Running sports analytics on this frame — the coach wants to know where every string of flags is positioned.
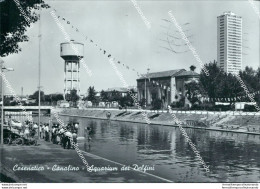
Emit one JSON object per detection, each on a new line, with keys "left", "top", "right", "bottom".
{"left": 51, "top": 9, "right": 260, "bottom": 103}
{"left": 198, "top": 90, "right": 260, "bottom": 103}
{"left": 51, "top": 8, "right": 173, "bottom": 92}
{"left": 52, "top": 9, "right": 144, "bottom": 76}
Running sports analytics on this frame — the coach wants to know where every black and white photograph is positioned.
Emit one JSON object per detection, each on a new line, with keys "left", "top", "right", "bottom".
{"left": 0, "top": 0, "right": 260, "bottom": 187}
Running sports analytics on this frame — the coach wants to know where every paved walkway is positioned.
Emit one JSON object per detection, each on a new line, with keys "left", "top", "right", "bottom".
{"left": 0, "top": 139, "right": 171, "bottom": 183}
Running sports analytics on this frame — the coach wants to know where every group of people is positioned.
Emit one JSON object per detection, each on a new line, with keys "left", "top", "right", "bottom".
{"left": 19, "top": 121, "right": 39, "bottom": 145}
{"left": 39, "top": 122, "right": 79, "bottom": 149}
{"left": 39, "top": 123, "right": 50, "bottom": 141}
{"left": 10, "top": 119, "right": 93, "bottom": 149}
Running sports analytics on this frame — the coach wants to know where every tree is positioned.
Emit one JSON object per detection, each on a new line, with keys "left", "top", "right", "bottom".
{"left": 185, "top": 80, "right": 202, "bottom": 106}
{"left": 86, "top": 86, "right": 97, "bottom": 102}
{"left": 119, "top": 94, "right": 135, "bottom": 107}
{"left": 199, "top": 61, "right": 258, "bottom": 103}
{"left": 65, "top": 89, "right": 79, "bottom": 107}
{"left": 190, "top": 65, "right": 196, "bottom": 71}
{"left": 29, "top": 90, "right": 45, "bottom": 103}
{"left": 218, "top": 73, "right": 244, "bottom": 101}
{"left": 100, "top": 90, "right": 108, "bottom": 102}
{"left": 120, "top": 89, "right": 135, "bottom": 107}
{"left": 51, "top": 93, "right": 64, "bottom": 102}
{"left": 0, "top": 0, "right": 50, "bottom": 57}
{"left": 109, "top": 90, "right": 121, "bottom": 102}
{"left": 44, "top": 94, "right": 52, "bottom": 105}
{"left": 200, "top": 61, "right": 226, "bottom": 99}
{"left": 240, "top": 66, "right": 260, "bottom": 92}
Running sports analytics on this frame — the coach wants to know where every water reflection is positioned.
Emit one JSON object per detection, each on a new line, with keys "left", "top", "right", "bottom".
{"left": 59, "top": 116, "right": 260, "bottom": 182}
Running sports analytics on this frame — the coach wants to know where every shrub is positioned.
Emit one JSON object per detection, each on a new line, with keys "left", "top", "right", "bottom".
{"left": 170, "top": 102, "right": 177, "bottom": 108}
{"left": 151, "top": 98, "right": 162, "bottom": 110}
{"left": 243, "top": 104, "right": 257, "bottom": 112}
{"left": 176, "top": 96, "right": 185, "bottom": 108}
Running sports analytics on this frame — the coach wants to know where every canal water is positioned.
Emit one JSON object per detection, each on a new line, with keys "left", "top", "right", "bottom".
{"left": 48, "top": 115, "right": 260, "bottom": 183}
{"left": 29, "top": 114, "right": 260, "bottom": 182}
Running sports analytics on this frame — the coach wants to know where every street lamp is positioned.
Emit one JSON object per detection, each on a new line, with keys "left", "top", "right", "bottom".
{"left": 0, "top": 60, "right": 14, "bottom": 145}
{"left": 144, "top": 68, "right": 150, "bottom": 108}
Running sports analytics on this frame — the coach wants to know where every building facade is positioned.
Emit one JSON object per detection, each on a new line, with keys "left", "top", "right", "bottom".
{"left": 217, "top": 11, "right": 242, "bottom": 75}
{"left": 137, "top": 69, "right": 199, "bottom": 107}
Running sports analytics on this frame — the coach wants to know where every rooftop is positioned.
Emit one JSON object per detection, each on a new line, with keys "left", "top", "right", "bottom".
{"left": 137, "top": 69, "right": 185, "bottom": 80}
{"left": 218, "top": 11, "right": 242, "bottom": 18}
{"left": 175, "top": 70, "right": 199, "bottom": 77}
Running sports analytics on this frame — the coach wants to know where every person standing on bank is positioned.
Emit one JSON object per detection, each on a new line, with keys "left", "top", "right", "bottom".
{"left": 45, "top": 124, "right": 49, "bottom": 141}
{"left": 33, "top": 123, "right": 39, "bottom": 146}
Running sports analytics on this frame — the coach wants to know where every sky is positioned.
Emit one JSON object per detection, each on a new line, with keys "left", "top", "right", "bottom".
{"left": 2, "top": 0, "right": 260, "bottom": 96}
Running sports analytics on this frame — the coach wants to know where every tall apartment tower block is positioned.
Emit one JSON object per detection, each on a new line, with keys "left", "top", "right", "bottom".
{"left": 217, "top": 11, "right": 242, "bottom": 75}
{"left": 60, "top": 40, "right": 84, "bottom": 97}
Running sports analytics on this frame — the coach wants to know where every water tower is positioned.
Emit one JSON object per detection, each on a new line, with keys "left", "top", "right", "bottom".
{"left": 60, "top": 40, "right": 84, "bottom": 97}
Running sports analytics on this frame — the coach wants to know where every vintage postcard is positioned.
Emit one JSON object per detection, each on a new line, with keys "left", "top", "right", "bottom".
{"left": 0, "top": 0, "right": 260, "bottom": 188}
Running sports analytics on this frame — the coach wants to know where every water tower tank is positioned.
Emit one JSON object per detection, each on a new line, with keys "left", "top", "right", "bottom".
{"left": 60, "top": 40, "right": 84, "bottom": 96}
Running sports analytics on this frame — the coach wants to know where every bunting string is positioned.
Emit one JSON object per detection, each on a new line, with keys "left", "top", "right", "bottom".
{"left": 52, "top": 9, "right": 260, "bottom": 103}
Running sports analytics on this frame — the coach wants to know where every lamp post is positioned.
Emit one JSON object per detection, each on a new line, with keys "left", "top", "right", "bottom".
{"left": 144, "top": 68, "right": 150, "bottom": 108}
{"left": 0, "top": 59, "right": 14, "bottom": 145}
